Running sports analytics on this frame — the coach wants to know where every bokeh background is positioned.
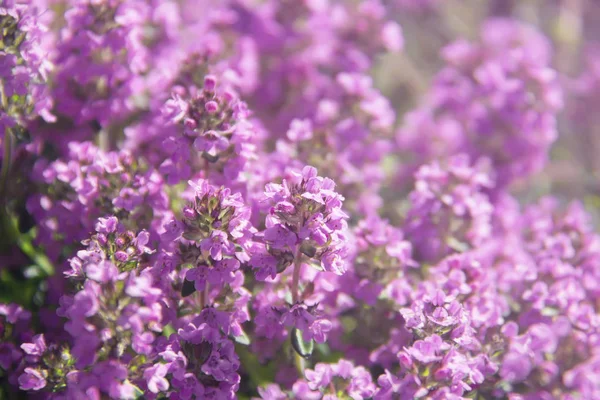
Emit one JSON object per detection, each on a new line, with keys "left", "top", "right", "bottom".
{"left": 377, "top": 0, "right": 600, "bottom": 216}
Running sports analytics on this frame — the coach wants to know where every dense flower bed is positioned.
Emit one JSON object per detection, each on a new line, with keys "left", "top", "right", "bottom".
{"left": 1, "top": 1, "right": 600, "bottom": 399}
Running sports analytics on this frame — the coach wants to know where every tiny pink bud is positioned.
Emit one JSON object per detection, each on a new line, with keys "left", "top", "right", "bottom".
{"left": 204, "top": 75, "right": 217, "bottom": 92}
{"left": 205, "top": 101, "right": 219, "bottom": 114}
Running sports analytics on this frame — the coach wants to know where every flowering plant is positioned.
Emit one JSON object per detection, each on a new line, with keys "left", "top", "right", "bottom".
{"left": 2, "top": 1, "right": 600, "bottom": 399}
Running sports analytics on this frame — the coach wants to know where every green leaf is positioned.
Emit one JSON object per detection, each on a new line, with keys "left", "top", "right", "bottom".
{"left": 0, "top": 214, "right": 54, "bottom": 278}
{"left": 284, "top": 290, "right": 293, "bottom": 305}
{"left": 202, "top": 152, "right": 220, "bottom": 163}
{"left": 162, "top": 324, "right": 175, "bottom": 338}
{"left": 291, "top": 328, "right": 314, "bottom": 359}
{"left": 128, "top": 355, "right": 147, "bottom": 374}
{"left": 299, "top": 242, "right": 316, "bottom": 258}
{"left": 129, "top": 382, "right": 145, "bottom": 399}
{"left": 233, "top": 329, "right": 251, "bottom": 346}
{"left": 19, "top": 237, "right": 54, "bottom": 277}
{"left": 0, "top": 269, "right": 40, "bottom": 308}
{"left": 306, "top": 259, "right": 324, "bottom": 272}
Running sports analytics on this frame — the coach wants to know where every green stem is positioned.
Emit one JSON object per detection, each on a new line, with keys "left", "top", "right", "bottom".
{"left": 201, "top": 284, "right": 209, "bottom": 308}
{"left": 0, "top": 81, "right": 8, "bottom": 109}
{"left": 291, "top": 249, "right": 306, "bottom": 375}
{"left": 291, "top": 250, "right": 302, "bottom": 304}
{"left": 98, "top": 127, "right": 113, "bottom": 152}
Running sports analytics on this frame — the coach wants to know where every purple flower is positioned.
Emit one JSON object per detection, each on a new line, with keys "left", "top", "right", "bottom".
{"left": 85, "top": 260, "right": 119, "bottom": 283}
{"left": 397, "top": 19, "right": 562, "bottom": 188}
{"left": 256, "top": 384, "right": 288, "bottom": 400}
{"left": 302, "top": 360, "right": 376, "bottom": 399}
{"left": 307, "top": 318, "right": 333, "bottom": 344}
{"left": 264, "top": 224, "right": 298, "bottom": 250}
{"left": 500, "top": 351, "right": 533, "bottom": 383}
{"left": 404, "top": 335, "right": 448, "bottom": 364}
{"left": 113, "top": 187, "right": 144, "bottom": 211}
{"left": 70, "top": 281, "right": 100, "bottom": 318}
{"left": 18, "top": 368, "right": 47, "bottom": 391}
{"left": 95, "top": 216, "right": 118, "bottom": 234}
{"left": 125, "top": 272, "right": 162, "bottom": 301}
{"left": 287, "top": 119, "right": 313, "bottom": 142}
{"left": 305, "top": 363, "right": 334, "bottom": 390}
{"left": 249, "top": 245, "right": 279, "bottom": 281}
{"left": 281, "top": 304, "right": 316, "bottom": 332}
{"left": 321, "top": 250, "right": 347, "bottom": 275}
{"left": 405, "top": 155, "right": 493, "bottom": 262}
{"left": 133, "top": 332, "right": 155, "bottom": 355}
{"left": 20, "top": 334, "right": 46, "bottom": 357}
{"left": 144, "top": 364, "right": 170, "bottom": 393}
{"left": 201, "top": 230, "right": 233, "bottom": 260}
{"left": 6, "top": 1, "right": 600, "bottom": 399}
{"left": 256, "top": 165, "right": 349, "bottom": 278}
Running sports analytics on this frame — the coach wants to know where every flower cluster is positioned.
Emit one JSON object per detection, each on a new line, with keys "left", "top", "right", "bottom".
{"left": 0, "top": 304, "right": 32, "bottom": 388}
{"left": 174, "top": 179, "right": 254, "bottom": 292}
{"left": 158, "top": 75, "right": 256, "bottom": 185}
{"left": 266, "top": 73, "right": 397, "bottom": 213}
{"left": 251, "top": 165, "right": 349, "bottom": 280}
{"left": 155, "top": 310, "right": 242, "bottom": 398}
{"left": 256, "top": 359, "right": 377, "bottom": 399}
{"left": 11, "top": 218, "right": 165, "bottom": 397}
{"left": 0, "top": 0, "right": 53, "bottom": 132}
{"left": 232, "top": 0, "right": 402, "bottom": 133}
{"left": 397, "top": 18, "right": 563, "bottom": 188}
{"left": 352, "top": 215, "right": 416, "bottom": 299}
{"left": 4, "top": 1, "right": 600, "bottom": 400}
{"left": 27, "top": 141, "right": 170, "bottom": 260}
{"left": 488, "top": 199, "right": 600, "bottom": 398}
{"left": 405, "top": 154, "right": 493, "bottom": 262}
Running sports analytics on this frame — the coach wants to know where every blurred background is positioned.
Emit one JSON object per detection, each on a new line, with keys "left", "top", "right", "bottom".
{"left": 377, "top": 0, "right": 600, "bottom": 215}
